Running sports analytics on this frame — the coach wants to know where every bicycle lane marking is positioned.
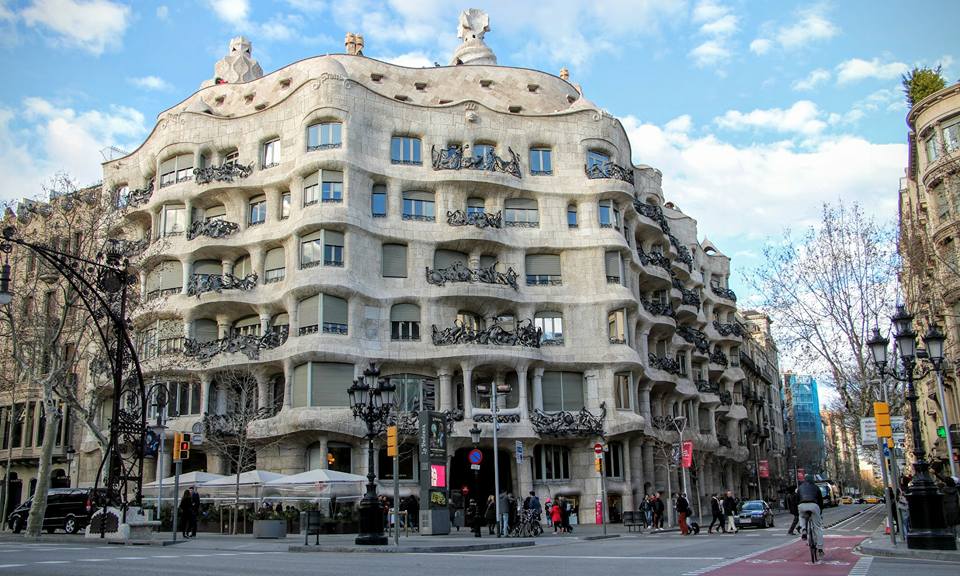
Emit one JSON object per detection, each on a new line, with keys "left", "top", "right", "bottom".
{"left": 694, "top": 536, "right": 867, "bottom": 576}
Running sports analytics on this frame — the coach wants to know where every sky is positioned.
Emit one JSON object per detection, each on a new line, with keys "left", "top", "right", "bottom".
{"left": 0, "top": 0, "right": 956, "bottom": 310}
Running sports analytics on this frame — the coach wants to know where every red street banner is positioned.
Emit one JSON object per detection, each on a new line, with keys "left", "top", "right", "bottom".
{"left": 681, "top": 441, "right": 693, "bottom": 468}
{"left": 759, "top": 460, "right": 769, "bottom": 478}
{"left": 796, "top": 468, "right": 805, "bottom": 483}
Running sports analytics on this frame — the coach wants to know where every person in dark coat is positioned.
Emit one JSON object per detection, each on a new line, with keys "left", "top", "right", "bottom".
{"left": 785, "top": 487, "right": 800, "bottom": 535}
{"left": 722, "top": 491, "right": 739, "bottom": 534}
{"left": 937, "top": 474, "right": 959, "bottom": 530}
{"left": 467, "top": 499, "right": 482, "bottom": 538}
{"left": 676, "top": 493, "right": 691, "bottom": 535}
{"left": 653, "top": 493, "right": 666, "bottom": 530}
{"left": 484, "top": 495, "right": 497, "bottom": 535}
{"left": 178, "top": 490, "right": 194, "bottom": 539}
{"left": 189, "top": 486, "right": 201, "bottom": 537}
{"left": 708, "top": 493, "right": 725, "bottom": 533}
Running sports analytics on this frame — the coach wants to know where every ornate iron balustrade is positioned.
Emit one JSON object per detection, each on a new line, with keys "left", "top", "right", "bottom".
{"left": 717, "top": 434, "right": 731, "bottom": 448}
{"left": 430, "top": 144, "right": 522, "bottom": 178}
{"left": 633, "top": 200, "right": 670, "bottom": 234}
{"left": 710, "top": 349, "right": 729, "bottom": 366}
{"left": 425, "top": 261, "right": 519, "bottom": 291}
{"left": 187, "top": 218, "right": 239, "bottom": 240}
{"left": 640, "top": 296, "right": 675, "bottom": 318}
{"left": 446, "top": 209, "right": 503, "bottom": 229}
{"left": 386, "top": 408, "right": 463, "bottom": 437}
{"left": 711, "top": 284, "right": 737, "bottom": 302}
{"left": 648, "top": 353, "right": 682, "bottom": 375}
{"left": 712, "top": 320, "right": 746, "bottom": 338}
{"left": 186, "top": 272, "right": 258, "bottom": 297}
{"left": 677, "top": 325, "right": 710, "bottom": 353}
{"left": 638, "top": 247, "right": 671, "bottom": 270}
{"left": 473, "top": 412, "right": 521, "bottom": 424}
{"left": 193, "top": 162, "right": 254, "bottom": 185}
{"left": 126, "top": 179, "right": 155, "bottom": 208}
{"left": 719, "top": 390, "right": 733, "bottom": 406}
{"left": 696, "top": 379, "right": 719, "bottom": 394}
{"left": 671, "top": 276, "right": 701, "bottom": 309}
{"left": 585, "top": 161, "right": 634, "bottom": 184}
{"left": 669, "top": 234, "right": 693, "bottom": 270}
{"left": 530, "top": 403, "right": 605, "bottom": 437}
{"left": 102, "top": 238, "right": 148, "bottom": 259}
{"left": 431, "top": 318, "right": 541, "bottom": 347}
{"left": 183, "top": 327, "right": 288, "bottom": 363}
{"left": 307, "top": 142, "right": 342, "bottom": 152}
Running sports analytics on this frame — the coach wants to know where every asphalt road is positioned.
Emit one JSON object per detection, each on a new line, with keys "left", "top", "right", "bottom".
{"left": 0, "top": 505, "right": 954, "bottom": 576}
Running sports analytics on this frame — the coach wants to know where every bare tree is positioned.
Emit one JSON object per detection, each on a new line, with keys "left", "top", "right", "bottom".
{"left": 747, "top": 201, "right": 899, "bottom": 441}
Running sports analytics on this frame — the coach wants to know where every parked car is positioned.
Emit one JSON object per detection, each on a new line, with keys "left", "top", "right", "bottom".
{"left": 734, "top": 500, "right": 775, "bottom": 529}
{"left": 863, "top": 495, "right": 880, "bottom": 504}
{"left": 840, "top": 496, "right": 854, "bottom": 505}
{"left": 6, "top": 488, "right": 104, "bottom": 534}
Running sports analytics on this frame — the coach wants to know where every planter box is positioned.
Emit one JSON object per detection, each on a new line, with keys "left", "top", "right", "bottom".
{"left": 253, "top": 519, "right": 287, "bottom": 539}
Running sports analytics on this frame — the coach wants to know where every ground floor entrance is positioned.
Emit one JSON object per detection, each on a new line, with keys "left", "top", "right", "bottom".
{"left": 449, "top": 447, "right": 513, "bottom": 511}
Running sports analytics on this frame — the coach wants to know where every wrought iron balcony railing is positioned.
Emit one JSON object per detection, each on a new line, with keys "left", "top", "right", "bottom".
{"left": 193, "top": 162, "right": 254, "bottom": 185}
{"left": 187, "top": 219, "right": 240, "bottom": 240}
{"left": 710, "top": 349, "right": 729, "bottom": 366}
{"left": 717, "top": 434, "right": 731, "bottom": 448}
{"left": 425, "top": 261, "right": 519, "bottom": 290}
{"left": 126, "top": 179, "right": 155, "bottom": 208}
{"left": 648, "top": 353, "right": 682, "bottom": 375}
{"left": 638, "top": 247, "right": 671, "bottom": 270}
{"left": 669, "top": 234, "right": 693, "bottom": 270}
{"left": 446, "top": 209, "right": 503, "bottom": 229}
{"left": 431, "top": 318, "right": 541, "bottom": 347}
{"left": 711, "top": 284, "right": 737, "bottom": 302}
{"left": 102, "top": 238, "right": 148, "bottom": 259}
{"left": 640, "top": 296, "right": 676, "bottom": 318}
{"left": 431, "top": 145, "right": 522, "bottom": 178}
{"left": 677, "top": 325, "right": 710, "bottom": 353}
{"left": 186, "top": 272, "right": 258, "bottom": 297}
{"left": 633, "top": 200, "right": 670, "bottom": 234}
{"left": 712, "top": 320, "right": 746, "bottom": 338}
{"left": 696, "top": 379, "right": 719, "bottom": 394}
{"left": 530, "top": 403, "right": 605, "bottom": 437}
{"left": 585, "top": 161, "right": 634, "bottom": 184}
{"left": 183, "top": 327, "right": 288, "bottom": 363}
{"left": 719, "top": 390, "right": 733, "bottom": 406}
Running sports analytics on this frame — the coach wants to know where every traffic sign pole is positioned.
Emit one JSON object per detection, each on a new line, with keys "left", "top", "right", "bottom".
{"left": 933, "top": 369, "right": 958, "bottom": 478}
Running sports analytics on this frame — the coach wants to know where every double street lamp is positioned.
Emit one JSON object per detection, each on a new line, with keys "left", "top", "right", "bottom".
{"left": 866, "top": 305, "right": 957, "bottom": 551}
{"left": 347, "top": 363, "right": 395, "bottom": 545}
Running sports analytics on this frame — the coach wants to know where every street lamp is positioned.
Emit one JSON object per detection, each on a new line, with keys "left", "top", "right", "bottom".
{"left": 920, "top": 325, "right": 957, "bottom": 479}
{"left": 866, "top": 306, "right": 957, "bottom": 550}
{"left": 65, "top": 446, "right": 76, "bottom": 488}
{"left": 469, "top": 423, "right": 481, "bottom": 447}
{"left": 347, "top": 363, "right": 395, "bottom": 545}
{"left": 476, "top": 381, "right": 510, "bottom": 536}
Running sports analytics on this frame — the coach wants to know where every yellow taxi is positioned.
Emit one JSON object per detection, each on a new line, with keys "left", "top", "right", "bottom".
{"left": 840, "top": 496, "right": 854, "bottom": 505}
{"left": 864, "top": 495, "right": 880, "bottom": 504}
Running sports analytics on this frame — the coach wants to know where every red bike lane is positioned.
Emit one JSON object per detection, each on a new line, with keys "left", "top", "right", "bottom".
{"left": 701, "top": 536, "right": 867, "bottom": 576}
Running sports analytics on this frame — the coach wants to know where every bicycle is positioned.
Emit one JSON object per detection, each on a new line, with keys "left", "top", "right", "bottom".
{"left": 509, "top": 510, "right": 544, "bottom": 537}
{"left": 802, "top": 510, "right": 821, "bottom": 564}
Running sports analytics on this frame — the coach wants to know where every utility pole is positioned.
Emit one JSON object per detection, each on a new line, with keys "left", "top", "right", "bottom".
{"left": 491, "top": 383, "right": 502, "bottom": 537}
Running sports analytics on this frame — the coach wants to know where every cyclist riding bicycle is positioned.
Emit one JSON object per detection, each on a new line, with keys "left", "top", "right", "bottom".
{"left": 797, "top": 474, "right": 825, "bottom": 557}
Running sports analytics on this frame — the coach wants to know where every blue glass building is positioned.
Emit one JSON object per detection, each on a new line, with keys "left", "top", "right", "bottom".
{"left": 786, "top": 373, "right": 825, "bottom": 475}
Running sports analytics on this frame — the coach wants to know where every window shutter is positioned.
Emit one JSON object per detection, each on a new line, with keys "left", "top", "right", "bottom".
{"left": 204, "top": 205, "right": 226, "bottom": 219}
{"left": 434, "top": 249, "right": 468, "bottom": 269}
{"left": 293, "top": 363, "right": 309, "bottom": 408}
{"left": 299, "top": 295, "right": 319, "bottom": 325}
{"left": 560, "top": 372, "right": 584, "bottom": 411}
{"left": 146, "top": 267, "right": 161, "bottom": 292}
{"left": 403, "top": 190, "right": 434, "bottom": 201}
{"left": 159, "top": 157, "right": 176, "bottom": 175}
{"left": 301, "top": 230, "right": 323, "bottom": 243}
{"left": 382, "top": 244, "right": 408, "bottom": 278}
{"left": 505, "top": 198, "right": 537, "bottom": 209}
{"left": 605, "top": 251, "right": 620, "bottom": 277}
{"left": 525, "top": 254, "right": 561, "bottom": 276}
{"left": 303, "top": 172, "right": 319, "bottom": 187}
{"left": 234, "top": 255, "right": 252, "bottom": 277}
{"left": 194, "top": 319, "right": 219, "bottom": 343}
{"left": 249, "top": 194, "right": 266, "bottom": 204}
{"left": 321, "top": 170, "right": 344, "bottom": 183}
{"left": 272, "top": 313, "right": 289, "bottom": 327}
{"left": 176, "top": 154, "right": 193, "bottom": 170}
{"left": 193, "top": 260, "right": 221, "bottom": 275}
{"left": 234, "top": 316, "right": 260, "bottom": 332}
{"left": 310, "top": 362, "right": 354, "bottom": 407}
{"left": 467, "top": 197, "right": 484, "bottom": 208}
{"left": 479, "top": 255, "right": 496, "bottom": 269}
{"left": 324, "top": 230, "right": 344, "bottom": 247}
{"left": 373, "top": 184, "right": 387, "bottom": 194}
{"left": 323, "top": 294, "right": 348, "bottom": 325}
{"left": 390, "top": 303, "right": 420, "bottom": 322}
{"left": 264, "top": 247, "right": 285, "bottom": 270}
{"left": 541, "top": 371, "right": 563, "bottom": 412}
{"left": 160, "top": 261, "right": 183, "bottom": 290}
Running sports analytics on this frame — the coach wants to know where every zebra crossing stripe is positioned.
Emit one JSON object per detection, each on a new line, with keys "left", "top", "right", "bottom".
{"left": 849, "top": 556, "right": 872, "bottom": 576}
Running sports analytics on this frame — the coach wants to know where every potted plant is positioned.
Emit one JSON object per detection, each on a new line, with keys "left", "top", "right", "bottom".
{"left": 252, "top": 507, "right": 287, "bottom": 539}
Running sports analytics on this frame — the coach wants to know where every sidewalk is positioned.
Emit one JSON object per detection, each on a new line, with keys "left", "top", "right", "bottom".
{"left": 858, "top": 526, "right": 960, "bottom": 563}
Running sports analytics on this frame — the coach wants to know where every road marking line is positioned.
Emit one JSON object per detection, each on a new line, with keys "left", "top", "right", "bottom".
{"left": 78, "top": 559, "right": 109, "bottom": 562}
{"left": 0, "top": 564, "right": 26, "bottom": 569}
{"left": 423, "top": 553, "right": 725, "bottom": 560}
{"left": 152, "top": 555, "right": 180, "bottom": 558}
{"left": 115, "top": 556, "right": 147, "bottom": 560}
{"left": 214, "top": 553, "right": 238, "bottom": 556}
{"left": 36, "top": 561, "right": 70, "bottom": 564}
{"left": 184, "top": 554, "right": 208, "bottom": 557}
{"left": 849, "top": 556, "right": 872, "bottom": 575}
{"left": 681, "top": 537, "right": 802, "bottom": 576}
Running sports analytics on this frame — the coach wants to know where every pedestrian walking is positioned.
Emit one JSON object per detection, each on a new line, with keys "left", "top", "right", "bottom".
{"left": 723, "top": 490, "right": 738, "bottom": 534}
{"left": 785, "top": 487, "right": 799, "bottom": 535}
{"left": 639, "top": 496, "right": 650, "bottom": 529}
{"left": 551, "top": 497, "right": 563, "bottom": 533}
{"left": 178, "top": 489, "right": 194, "bottom": 539}
{"left": 189, "top": 486, "right": 201, "bottom": 537}
{"left": 528, "top": 491, "right": 542, "bottom": 523}
{"left": 708, "top": 493, "right": 725, "bottom": 533}
{"left": 545, "top": 498, "right": 553, "bottom": 528}
{"left": 654, "top": 493, "right": 666, "bottom": 530}
{"left": 467, "top": 498, "right": 482, "bottom": 538}
{"left": 560, "top": 497, "right": 573, "bottom": 533}
{"left": 497, "top": 490, "right": 510, "bottom": 536}
{"left": 677, "top": 492, "right": 691, "bottom": 535}
{"left": 484, "top": 495, "right": 497, "bottom": 535}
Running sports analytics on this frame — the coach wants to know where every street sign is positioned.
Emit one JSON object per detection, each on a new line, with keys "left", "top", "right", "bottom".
{"left": 875, "top": 402, "right": 892, "bottom": 437}
{"left": 470, "top": 464, "right": 480, "bottom": 471}
{"left": 468, "top": 449, "right": 483, "bottom": 465}
{"left": 890, "top": 416, "right": 906, "bottom": 443}
{"left": 515, "top": 440, "right": 524, "bottom": 464}
{"left": 681, "top": 441, "right": 693, "bottom": 468}
{"left": 883, "top": 445, "right": 891, "bottom": 458}
{"left": 671, "top": 443, "right": 682, "bottom": 466}
{"left": 861, "top": 417, "right": 878, "bottom": 445}
{"left": 191, "top": 433, "right": 202, "bottom": 445}
{"left": 759, "top": 460, "right": 769, "bottom": 478}
{"left": 191, "top": 422, "right": 203, "bottom": 434}
{"left": 594, "top": 443, "right": 604, "bottom": 455}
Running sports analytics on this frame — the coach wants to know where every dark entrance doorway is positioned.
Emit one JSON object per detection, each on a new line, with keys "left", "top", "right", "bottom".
{"left": 450, "top": 447, "right": 513, "bottom": 510}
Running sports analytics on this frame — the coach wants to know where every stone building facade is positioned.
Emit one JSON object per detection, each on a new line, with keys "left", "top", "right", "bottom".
{"left": 94, "top": 11, "right": 777, "bottom": 520}
{"left": 899, "top": 81, "right": 960, "bottom": 472}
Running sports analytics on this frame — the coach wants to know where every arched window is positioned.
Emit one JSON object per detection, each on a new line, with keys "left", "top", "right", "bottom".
{"left": 306, "top": 441, "right": 352, "bottom": 473}
{"left": 233, "top": 315, "right": 261, "bottom": 337}
{"left": 434, "top": 249, "right": 468, "bottom": 270}
{"left": 193, "top": 319, "right": 219, "bottom": 343}
{"left": 567, "top": 204, "right": 578, "bottom": 228}
{"left": 466, "top": 197, "right": 485, "bottom": 216}
{"left": 307, "top": 121, "right": 342, "bottom": 150}
{"left": 525, "top": 254, "right": 561, "bottom": 286}
{"left": 146, "top": 260, "right": 183, "bottom": 299}
{"left": 159, "top": 153, "right": 194, "bottom": 187}
{"left": 233, "top": 254, "right": 253, "bottom": 278}
{"left": 389, "top": 373, "right": 437, "bottom": 412}
{"left": 604, "top": 441, "right": 624, "bottom": 478}
{"left": 402, "top": 191, "right": 435, "bottom": 221}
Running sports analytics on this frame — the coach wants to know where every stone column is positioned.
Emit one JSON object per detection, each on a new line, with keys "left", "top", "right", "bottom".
{"left": 630, "top": 439, "right": 645, "bottom": 494}
{"left": 199, "top": 373, "right": 213, "bottom": 415}
{"left": 622, "top": 437, "right": 635, "bottom": 512}
{"left": 181, "top": 256, "right": 192, "bottom": 296}
{"left": 532, "top": 367, "right": 544, "bottom": 411}
{"left": 259, "top": 313, "right": 271, "bottom": 335}
{"left": 462, "top": 367, "right": 473, "bottom": 419}
{"left": 642, "top": 440, "right": 655, "bottom": 494}
{"left": 517, "top": 366, "right": 529, "bottom": 419}
{"left": 638, "top": 382, "right": 652, "bottom": 421}
{"left": 249, "top": 244, "right": 264, "bottom": 283}
{"left": 318, "top": 437, "right": 329, "bottom": 470}
{"left": 289, "top": 232, "right": 301, "bottom": 274}
{"left": 438, "top": 370, "right": 452, "bottom": 412}
{"left": 255, "top": 370, "right": 269, "bottom": 412}
{"left": 282, "top": 357, "right": 295, "bottom": 409}
{"left": 139, "top": 269, "right": 147, "bottom": 301}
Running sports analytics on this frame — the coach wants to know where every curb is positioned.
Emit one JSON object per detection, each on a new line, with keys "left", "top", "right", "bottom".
{"left": 289, "top": 540, "right": 536, "bottom": 553}
{"left": 858, "top": 541, "right": 960, "bottom": 563}
{"left": 581, "top": 534, "right": 620, "bottom": 541}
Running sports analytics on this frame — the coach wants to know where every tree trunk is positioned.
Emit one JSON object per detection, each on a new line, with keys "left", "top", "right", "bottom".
{"left": 1, "top": 409, "right": 16, "bottom": 532}
{"left": 232, "top": 445, "right": 243, "bottom": 535}
{"left": 25, "top": 407, "right": 60, "bottom": 537}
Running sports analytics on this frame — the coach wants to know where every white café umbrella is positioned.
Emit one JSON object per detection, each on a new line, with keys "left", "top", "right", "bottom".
{"left": 142, "top": 471, "right": 226, "bottom": 500}
{"left": 200, "top": 470, "right": 287, "bottom": 501}
{"left": 263, "top": 468, "right": 366, "bottom": 501}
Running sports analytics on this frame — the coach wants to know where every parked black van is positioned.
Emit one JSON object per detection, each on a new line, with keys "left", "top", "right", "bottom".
{"left": 6, "top": 488, "right": 104, "bottom": 534}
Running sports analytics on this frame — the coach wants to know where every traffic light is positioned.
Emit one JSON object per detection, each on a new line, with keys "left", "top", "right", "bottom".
{"left": 595, "top": 456, "right": 602, "bottom": 473}
{"left": 386, "top": 425, "right": 398, "bottom": 457}
{"left": 173, "top": 432, "right": 191, "bottom": 461}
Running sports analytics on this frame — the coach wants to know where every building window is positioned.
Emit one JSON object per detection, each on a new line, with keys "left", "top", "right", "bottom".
{"left": 529, "top": 148, "right": 552, "bottom": 175}
{"left": 382, "top": 243, "right": 408, "bottom": 278}
{"left": 324, "top": 230, "right": 344, "bottom": 266}
{"left": 300, "top": 231, "right": 323, "bottom": 269}
{"left": 587, "top": 150, "right": 610, "bottom": 170}
{"left": 159, "top": 154, "right": 194, "bottom": 187}
{"left": 390, "top": 373, "right": 437, "bottom": 412}
{"left": 307, "top": 122, "right": 342, "bottom": 150}
{"left": 945, "top": 120, "right": 960, "bottom": 152}
{"left": 598, "top": 199, "right": 620, "bottom": 229}
{"left": 161, "top": 204, "right": 186, "bottom": 236}
{"left": 390, "top": 303, "right": 421, "bottom": 341}
{"left": 223, "top": 149, "right": 239, "bottom": 166}
{"left": 614, "top": 373, "right": 631, "bottom": 410}
{"left": 378, "top": 445, "right": 416, "bottom": 480}
{"left": 608, "top": 309, "right": 626, "bottom": 344}
{"left": 371, "top": 185, "right": 387, "bottom": 217}
{"left": 303, "top": 173, "right": 319, "bottom": 206}
{"left": 292, "top": 362, "right": 355, "bottom": 408}
{"left": 322, "top": 294, "right": 348, "bottom": 334}
{"left": 145, "top": 260, "right": 184, "bottom": 299}
{"left": 466, "top": 197, "right": 485, "bottom": 217}
{"left": 472, "top": 142, "right": 495, "bottom": 166}
{"left": 262, "top": 138, "right": 280, "bottom": 168}
{"left": 525, "top": 253, "right": 562, "bottom": 286}
{"left": 533, "top": 445, "right": 570, "bottom": 480}
{"left": 504, "top": 198, "right": 539, "bottom": 227}
{"left": 322, "top": 170, "right": 343, "bottom": 202}
{"left": 604, "top": 441, "right": 623, "bottom": 478}
{"left": 567, "top": 204, "right": 578, "bottom": 228}
{"left": 676, "top": 351, "right": 688, "bottom": 376}
{"left": 391, "top": 136, "right": 422, "bottom": 165}
{"left": 541, "top": 371, "right": 584, "bottom": 411}
{"left": 605, "top": 250, "right": 622, "bottom": 284}
{"left": 281, "top": 192, "right": 291, "bottom": 219}
{"left": 925, "top": 135, "right": 939, "bottom": 162}
{"left": 233, "top": 315, "right": 261, "bottom": 338}
{"left": 534, "top": 311, "right": 563, "bottom": 345}
{"left": 402, "top": 191, "right": 435, "bottom": 221}
{"left": 264, "top": 247, "right": 285, "bottom": 283}
{"left": 248, "top": 195, "right": 266, "bottom": 225}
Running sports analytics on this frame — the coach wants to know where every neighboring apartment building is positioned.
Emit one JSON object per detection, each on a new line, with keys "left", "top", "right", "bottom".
{"left": 784, "top": 373, "right": 826, "bottom": 476}
{"left": 83, "top": 10, "right": 781, "bottom": 517}
{"left": 899, "top": 81, "right": 960, "bottom": 474}
{"left": 821, "top": 409, "right": 862, "bottom": 494}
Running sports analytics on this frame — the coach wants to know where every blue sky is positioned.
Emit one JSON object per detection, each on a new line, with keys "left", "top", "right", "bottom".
{"left": 0, "top": 0, "right": 956, "bottom": 305}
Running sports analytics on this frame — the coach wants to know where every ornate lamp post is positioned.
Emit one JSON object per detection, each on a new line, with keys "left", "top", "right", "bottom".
{"left": 347, "top": 363, "right": 395, "bottom": 545}
{"left": 866, "top": 305, "right": 957, "bottom": 550}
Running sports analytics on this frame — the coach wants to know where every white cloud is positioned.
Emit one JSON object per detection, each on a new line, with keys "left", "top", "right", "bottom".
{"left": 621, "top": 115, "right": 904, "bottom": 243}
{"left": 700, "top": 13, "right": 737, "bottom": 36}
{"left": 156, "top": 5, "right": 168, "bottom": 20}
{"left": 749, "top": 38, "right": 771, "bottom": 55}
{"left": 1, "top": 98, "right": 147, "bottom": 203}
{"left": 714, "top": 100, "right": 827, "bottom": 136}
{"left": 128, "top": 76, "right": 173, "bottom": 92}
{"left": 836, "top": 57, "right": 909, "bottom": 84}
{"left": 691, "top": 0, "right": 727, "bottom": 23}
{"left": 207, "top": 0, "right": 248, "bottom": 26}
{"left": 374, "top": 51, "right": 435, "bottom": 68}
{"left": 20, "top": 0, "right": 130, "bottom": 55}
{"left": 793, "top": 68, "right": 831, "bottom": 91}
{"left": 688, "top": 0, "right": 737, "bottom": 68}
{"left": 690, "top": 41, "right": 731, "bottom": 67}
